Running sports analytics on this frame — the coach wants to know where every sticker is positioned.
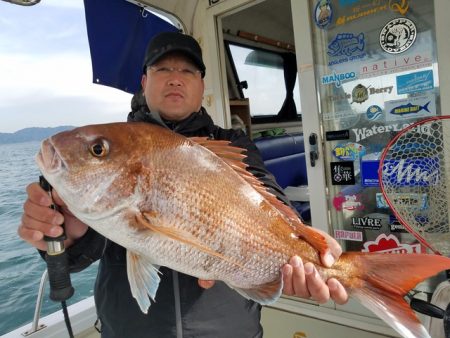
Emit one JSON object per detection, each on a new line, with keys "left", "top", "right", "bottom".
{"left": 380, "top": 18, "right": 417, "bottom": 54}
{"left": 330, "top": 161, "right": 355, "bottom": 185}
{"left": 389, "top": 193, "right": 429, "bottom": 209}
{"left": 385, "top": 94, "right": 436, "bottom": 121}
{"left": 396, "top": 70, "right": 434, "bottom": 95}
{"left": 389, "top": 0, "right": 409, "bottom": 15}
{"left": 326, "top": 130, "right": 350, "bottom": 141}
{"left": 327, "top": 92, "right": 351, "bottom": 102}
{"left": 351, "top": 122, "right": 432, "bottom": 142}
{"left": 369, "top": 86, "right": 394, "bottom": 95}
{"left": 322, "top": 110, "right": 355, "bottom": 121}
{"left": 361, "top": 234, "right": 425, "bottom": 253}
{"left": 360, "top": 152, "right": 380, "bottom": 187}
{"left": 351, "top": 84, "right": 369, "bottom": 104}
{"left": 314, "top": 0, "right": 333, "bottom": 29}
{"left": 382, "top": 157, "right": 440, "bottom": 187}
{"left": 366, "top": 105, "right": 383, "bottom": 121}
{"left": 321, "top": 71, "right": 356, "bottom": 88}
{"left": 351, "top": 217, "right": 382, "bottom": 230}
{"left": 327, "top": 33, "right": 366, "bottom": 65}
{"left": 339, "top": 0, "right": 359, "bottom": 6}
{"left": 359, "top": 52, "right": 432, "bottom": 79}
{"left": 334, "top": 230, "right": 363, "bottom": 242}
{"left": 376, "top": 193, "right": 390, "bottom": 208}
{"left": 389, "top": 215, "right": 407, "bottom": 232}
{"left": 333, "top": 193, "right": 365, "bottom": 211}
{"left": 333, "top": 142, "right": 365, "bottom": 161}
{"left": 336, "top": 3, "right": 388, "bottom": 26}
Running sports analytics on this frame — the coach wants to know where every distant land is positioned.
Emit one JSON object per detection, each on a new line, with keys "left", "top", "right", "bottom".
{"left": 0, "top": 126, "right": 76, "bottom": 144}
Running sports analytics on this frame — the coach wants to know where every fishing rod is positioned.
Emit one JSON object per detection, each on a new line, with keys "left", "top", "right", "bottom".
{"left": 39, "top": 175, "right": 74, "bottom": 338}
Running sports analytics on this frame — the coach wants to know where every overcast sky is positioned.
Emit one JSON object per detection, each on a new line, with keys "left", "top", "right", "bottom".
{"left": 0, "top": 0, "right": 133, "bottom": 133}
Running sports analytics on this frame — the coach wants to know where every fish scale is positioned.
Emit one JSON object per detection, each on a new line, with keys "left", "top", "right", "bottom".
{"left": 36, "top": 122, "right": 450, "bottom": 338}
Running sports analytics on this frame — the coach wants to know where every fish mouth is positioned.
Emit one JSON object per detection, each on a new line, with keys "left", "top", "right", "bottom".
{"left": 36, "top": 138, "right": 66, "bottom": 174}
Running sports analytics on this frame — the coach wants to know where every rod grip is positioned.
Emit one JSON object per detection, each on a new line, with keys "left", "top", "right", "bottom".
{"left": 39, "top": 175, "right": 74, "bottom": 302}
{"left": 45, "top": 251, "right": 74, "bottom": 301}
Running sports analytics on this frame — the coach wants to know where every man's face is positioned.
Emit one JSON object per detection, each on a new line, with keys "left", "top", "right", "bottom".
{"left": 141, "top": 53, "right": 204, "bottom": 121}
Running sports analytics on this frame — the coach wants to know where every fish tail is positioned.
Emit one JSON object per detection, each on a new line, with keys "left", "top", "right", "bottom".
{"left": 338, "top": 252, "right": 450, "bottom": 338}
{"left": 422, "top": 101, "right": 431, "bottom": 113}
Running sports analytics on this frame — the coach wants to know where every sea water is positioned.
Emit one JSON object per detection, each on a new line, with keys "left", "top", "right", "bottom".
{"left": 0, "top": 141, "right": 98, "bottom": 335}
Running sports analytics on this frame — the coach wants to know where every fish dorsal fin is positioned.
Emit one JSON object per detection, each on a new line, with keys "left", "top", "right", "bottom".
{"left": 189, "top": 137, "right": 329, "bottom": 256}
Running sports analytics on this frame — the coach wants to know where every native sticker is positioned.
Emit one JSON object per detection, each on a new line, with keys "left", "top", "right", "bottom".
{"left": 333, "top": 142, "right": 365, "bottom": 161}
{"left": 351, "top": 84, "right": 369, "bottom": 104}
{"left": 314, "top": 0, "right": 333, "bottom": 29}
{"left": 379, "top": 17, "right": 417, "bottom": 54}
{"left": 330, "top": 161, "right": 355, "bottom": 185}
{"left": 366, "top": 105, "right": 383, "bottom": 121}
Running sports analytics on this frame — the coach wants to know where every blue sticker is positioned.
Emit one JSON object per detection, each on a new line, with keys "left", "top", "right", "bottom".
{"left": 361, "top": 157, "right": 380, "bottom": 187}
{"left": 314, "top": 0, "right": 333, "bottom": 29}
{"left": 333, "top": 142, "right": 366, "bottom": 161}
{"left": 366, "top": 105, "right": 383, "bottom": 121}
{"left": 396, "top": 70, "right": 434, "bottom": 95}
{"left": 389, "top": 101, "right": 431, "bottom": 116}
{"left": 322, "top": 71, "right": 356, "bottom": 88}
{"left": 328, "top": 33, "right": 366, "bottom": 60}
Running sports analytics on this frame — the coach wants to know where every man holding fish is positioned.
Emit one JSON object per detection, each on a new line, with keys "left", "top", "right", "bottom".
{"left": 19, "top": 32, "right": 347, "bottom": 337}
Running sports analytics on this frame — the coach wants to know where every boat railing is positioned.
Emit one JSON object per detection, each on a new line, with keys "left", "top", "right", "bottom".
{"left": 22, "top": 269, "right": 48, "bottom": 336}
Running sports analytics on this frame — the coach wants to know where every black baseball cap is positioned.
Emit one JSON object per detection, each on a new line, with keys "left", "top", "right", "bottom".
{"left": 142, "top": 31, "right": 206, "bottom": 77}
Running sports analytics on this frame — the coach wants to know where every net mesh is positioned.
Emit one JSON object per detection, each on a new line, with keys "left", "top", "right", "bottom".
{"left": 380, "top": 117, "right": 450, "bottom": 256}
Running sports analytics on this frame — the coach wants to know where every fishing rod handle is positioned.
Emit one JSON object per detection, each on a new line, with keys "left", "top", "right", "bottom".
{"left": 39, "top": 175, "right": 74, "bottom": 302}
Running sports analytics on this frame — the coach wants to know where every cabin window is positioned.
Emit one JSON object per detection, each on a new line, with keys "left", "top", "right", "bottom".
{"left": 226, "top": 42, "right": 301, "bottom": 123}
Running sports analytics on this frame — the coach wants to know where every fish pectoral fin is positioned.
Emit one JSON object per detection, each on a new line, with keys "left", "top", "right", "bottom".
{"left": 126, "top": 251, "right": 161, "bottom": 314}
{"left": 230, "top": 276, "right": 283, "bottom": 305}
{"left": 137, "top": 212, "right": 246, "bottom": 271}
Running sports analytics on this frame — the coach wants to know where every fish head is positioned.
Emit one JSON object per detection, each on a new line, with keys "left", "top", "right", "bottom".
{"left": 35, "top": 122, "right": 162, "bottom": 220}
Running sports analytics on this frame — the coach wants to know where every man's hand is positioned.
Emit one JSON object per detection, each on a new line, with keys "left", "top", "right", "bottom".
{"left": 18, "top": 182, "right": 88, "bottom": 251}
{"left": 282, "top": 228, "right": 348, "bottom": 304}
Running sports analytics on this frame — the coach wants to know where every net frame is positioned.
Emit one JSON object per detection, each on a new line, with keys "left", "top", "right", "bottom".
{"left": 378, "top": 116, "right": 450, "bottom": 256}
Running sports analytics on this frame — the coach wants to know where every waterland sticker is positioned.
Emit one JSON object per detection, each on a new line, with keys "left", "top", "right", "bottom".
{"left": 380, "top": 17, "right": 417, "bottom": 54}
{"left": 314, "top": 0, "right": 333, "bottom": 29}
{"left": 396, "top": 70, "right": 434, "bottom": 95}
{"left": 352, "top": 122, "right": 432, "bottom": 142}
{"left": 385, "top": 94, "right": 436, "bottom": 121}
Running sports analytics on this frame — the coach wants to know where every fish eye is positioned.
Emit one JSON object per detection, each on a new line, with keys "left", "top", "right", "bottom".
{"left": 89, "top": 139, "right": 109, "bottom": 157}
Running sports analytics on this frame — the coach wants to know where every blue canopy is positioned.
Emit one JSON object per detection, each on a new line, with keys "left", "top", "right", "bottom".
{"left": 84, "top": 0, "right": 178, "bottom": 94}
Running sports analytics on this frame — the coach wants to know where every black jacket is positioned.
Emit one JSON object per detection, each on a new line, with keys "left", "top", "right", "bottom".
{"left": 66, "top": 108, "right": 290, "bottom": 338}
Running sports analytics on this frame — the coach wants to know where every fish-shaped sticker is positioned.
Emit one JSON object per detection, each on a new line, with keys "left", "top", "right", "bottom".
{"left": 389, "top": 101, "right": 430, "bottom": 116}
{"left": 328, "top": 33, "right": 365, "bottom": 57}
